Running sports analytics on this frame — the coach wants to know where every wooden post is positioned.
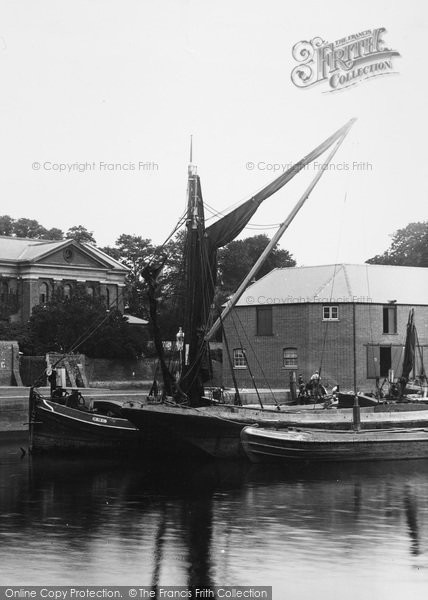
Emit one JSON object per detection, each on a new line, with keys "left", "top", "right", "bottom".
{"left": 353, "top": 395, "right": 361, "bottom": 431}
{"left": 289, "top": 371, "right": 297, "bottom": 404}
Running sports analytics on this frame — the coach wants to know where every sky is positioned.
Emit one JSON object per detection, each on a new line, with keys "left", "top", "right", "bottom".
{"left": 0, "top": 0, "right": 426, "bottom": 266}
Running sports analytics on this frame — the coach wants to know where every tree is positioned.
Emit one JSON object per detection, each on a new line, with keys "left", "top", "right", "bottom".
{"left": 0, "top": 215, "right": 14, "bottom": 236}
{"left": 366, "top": 221, "right": 428, "bottom": 267}
{"left": 0, "top": 321, "right": 31, "bottom": 353}
{"left": 101, "top": 234, "right": 155, "bottom": 318}
{"left": 26, "top": 287, "right": 145, "bottom": 358}
{"left": 12, "top": 218, "right": 48, "bottom": 239}
{"left": 66, "top": 225, "right": 96, "bottom": 245}
{"left": 0, "top": 215, "right": 64, "bottom": 240}
{"left": 42, "top": 227, "right": 64, "bottom": 240}
{"left": 217, "top": 234, "right": 296, "bottom": 299}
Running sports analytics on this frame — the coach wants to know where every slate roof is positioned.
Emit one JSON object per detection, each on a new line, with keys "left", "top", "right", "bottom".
{"left": 0, "top": 236, "right": 127, "bottom": 271}
{"left": 236, "top": 264, "right": 428, "bottom": 306}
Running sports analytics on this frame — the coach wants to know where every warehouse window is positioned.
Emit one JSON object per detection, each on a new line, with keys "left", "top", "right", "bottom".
{"left": 283, "top": 347, "right": 298, "bottom": 369}
{"left": 383, "top": 305, "right": 397, "bottom": 334}
{"left": 233, "top": 348, "right": 247, "bottom": 369}
{"left": 256, "top": 306, "right": 273, "bottom": 335}
{"left": 323, "top": 305, "right": 339, "bottom": 321}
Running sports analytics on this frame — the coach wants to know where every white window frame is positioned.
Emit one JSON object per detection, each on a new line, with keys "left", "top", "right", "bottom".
{"left": 323, "top": 305, "right": 339, "bottom": 321}
{"left": 233, "top": 348, "right": 247, "bottom": 369}
{"left": 283, "top": 347, "right": 298, "bottom": 369}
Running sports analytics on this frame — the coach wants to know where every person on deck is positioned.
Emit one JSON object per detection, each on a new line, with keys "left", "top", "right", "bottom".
{"left": 297, "top": 374, "right": 307, "bottom": 403}
{"left": 309, "top": 370, "right": 322, "bottom": 401}
{"left": 310, "top": 370, "right": 320, "bottom": 383}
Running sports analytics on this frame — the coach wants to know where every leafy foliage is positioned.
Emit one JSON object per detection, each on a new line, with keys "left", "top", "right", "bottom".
{"left": 366, "top": 222, "right": 428, "bottom": 267}
{"left": 0, "top": 321, "right": 32, "bottom": 351}
{"left": 0, "top": 215, "right": 64, "bottom": 240}
{"left": 43, "top": 227, "right": 64, "bottom": 240}
{"left": 66, "top": 225, "right": 96, "bottom": 245}
{"left": 217, "top": 234, "right": 296, "bottom": 299}
{"left": 101, "top": 235, "right": 155, "bottom": 319}
{"left": 0, "top": 215, "right": 15, "bottom": 236}
{"left": 0, "top": 216, "right": 97, "bottom": 244}
{"left": 24, "top": 287, "right": 145, "bottom": 358}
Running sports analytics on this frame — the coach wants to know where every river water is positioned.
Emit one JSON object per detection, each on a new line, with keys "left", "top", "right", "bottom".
{"left": 1, "top": 436, "right": 428, "bottom": 598}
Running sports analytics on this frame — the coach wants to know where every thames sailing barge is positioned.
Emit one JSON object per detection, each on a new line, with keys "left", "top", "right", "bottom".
{"left": 122, "top": 120, "right": 428, "bottom": 459}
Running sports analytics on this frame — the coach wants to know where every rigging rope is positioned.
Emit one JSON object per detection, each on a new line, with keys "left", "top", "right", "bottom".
{"left": 227, "top": 306, "right": 281, "bottom": 409}
{"left": 317, "top": 179, "right": 351, "bottom": 383}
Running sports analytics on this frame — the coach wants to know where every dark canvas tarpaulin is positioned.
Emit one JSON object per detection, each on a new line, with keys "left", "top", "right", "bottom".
{"left": 180, "top": 173, "right": 213, "bottom": 402}
{"left": 402, "top": 309, "right": 416, "bottom": 382}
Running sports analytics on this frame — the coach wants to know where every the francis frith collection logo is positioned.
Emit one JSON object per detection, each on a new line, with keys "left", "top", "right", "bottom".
{"left": 291, "top": 28, "right": 400, "bottom": 92}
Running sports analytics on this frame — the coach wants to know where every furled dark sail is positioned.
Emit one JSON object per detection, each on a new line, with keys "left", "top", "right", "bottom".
{"left": 179, "top": 167, "right": 214, "bottom": 404}
{"left": 401, "top": 309, "right": 416, "bottom": 385}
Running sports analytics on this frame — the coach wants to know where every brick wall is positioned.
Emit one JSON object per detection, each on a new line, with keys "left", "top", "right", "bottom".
{"left": 84, "top": 357, "right": 156, "bottom": 384}
{"left": 222, "top": 303, "right": 428, "bottom": 393}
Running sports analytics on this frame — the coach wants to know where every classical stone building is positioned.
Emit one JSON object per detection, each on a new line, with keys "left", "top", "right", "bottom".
{"left": 222, "top": 264, "right": 428, "bottom": 392}
{"left": 0, "top": 236, "right": 129, "bottom": 323}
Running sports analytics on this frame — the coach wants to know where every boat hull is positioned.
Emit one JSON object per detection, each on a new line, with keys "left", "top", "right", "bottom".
{"left": 241, "top": 426, "right": 428, "bottom": 463}
{"left": 338, "top": 392, "right": 379, "bottom": 408}
{"left": 30, "top": 397, "right": 142, "bottom": 453}
{"left": 122, "top": 402, "right": 428, "bottom": 459}
{"left": 122, "top": 404, "right": 246, "bottom": 458}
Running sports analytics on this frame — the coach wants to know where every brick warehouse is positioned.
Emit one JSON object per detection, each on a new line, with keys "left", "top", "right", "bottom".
{"left": 221, "top": 264, "right": 428, "bottom": 393}
{"left": 0, "top": 236, "right": 128, "bottom": 323}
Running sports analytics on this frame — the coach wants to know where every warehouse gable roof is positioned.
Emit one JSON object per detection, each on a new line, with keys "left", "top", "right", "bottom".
{"left": 236, "top": 264, "right": 428, "bottom": 306}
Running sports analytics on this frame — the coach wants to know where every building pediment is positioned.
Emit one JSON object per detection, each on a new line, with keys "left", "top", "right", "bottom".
{"left": 11, "top": 239, "right": 128, "bottom": 272}
{"left": 36, "top": 244, "right": 113, "bottom": 269}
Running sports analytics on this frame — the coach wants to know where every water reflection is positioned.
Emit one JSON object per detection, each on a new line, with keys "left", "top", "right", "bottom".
{"left": 404, "top": 485, "right": 421, "bottom": 557}
{"left": 1, "top": 438, "right": 428, "bottom": 597}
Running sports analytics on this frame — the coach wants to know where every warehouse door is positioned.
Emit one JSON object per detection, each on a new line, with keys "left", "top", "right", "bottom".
{"left": 379, "top": 346, "right": 392, "bottom": 378}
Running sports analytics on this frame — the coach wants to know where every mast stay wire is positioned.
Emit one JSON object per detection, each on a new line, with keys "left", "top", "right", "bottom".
{"left": 318, "top": 166, "right": 352, "bottom": 380}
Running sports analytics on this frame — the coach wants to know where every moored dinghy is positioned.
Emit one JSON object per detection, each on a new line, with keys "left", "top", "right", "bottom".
{"left": 240, "top": 425, "right": 428, "bottom": 463}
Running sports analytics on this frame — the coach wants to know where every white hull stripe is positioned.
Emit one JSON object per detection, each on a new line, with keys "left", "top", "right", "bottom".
{"left": 38, "top": 404, "right": 137, "bottom": 431}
